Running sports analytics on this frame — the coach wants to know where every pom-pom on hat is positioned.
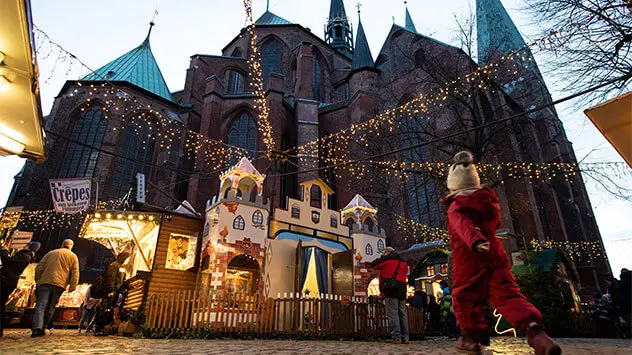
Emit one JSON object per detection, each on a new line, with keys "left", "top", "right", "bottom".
{"left": 447, "top": 151, "right": 481, "bottom": 191}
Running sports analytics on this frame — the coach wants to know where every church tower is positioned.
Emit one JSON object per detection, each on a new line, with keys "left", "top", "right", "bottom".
{"left": 325, "top": 0, "right": 354, "bottom": 57}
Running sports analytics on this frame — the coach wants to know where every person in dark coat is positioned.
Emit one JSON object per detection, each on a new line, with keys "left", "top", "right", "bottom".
{"left": 410, "top": 290, "right": 428, "bottom": 311}
{"left": 371, "top": 247, "right": 409, "bottom": 344}
{"left": 1, "top": 241, "right": 41, "bottom": 333}
{"left": 427, "top": 295, "right": 441, "bottom": 335}
{"left": 92, "top": 251, "right": 130, "bottom": 335}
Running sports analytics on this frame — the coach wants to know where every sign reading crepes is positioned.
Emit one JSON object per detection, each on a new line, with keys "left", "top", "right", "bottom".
{"left": 49, "top": 178, "right": 92, "bottom": 214}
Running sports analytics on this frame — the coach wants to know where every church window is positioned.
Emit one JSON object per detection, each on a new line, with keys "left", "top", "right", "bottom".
{"left": 226, "top": 70, "right": 246, "bottom": 94}
{"left": 112, "top": 119, "right": 155, "bottom": 197}
{"left": 291, "top": 204, "right": 300, "bottom": 219}
{"left": 261, "top": 41, "right": 281, "bottom": 88}
{"left": 233, "top": 216, "right": 245, "bottom": 230}
{"left": 364, "top": 217, "right": 375, "bottom": 233}
{"left": 365, "top": 244, "right": 373, "bottom": 256}
{"left": 343, "top": 82, "right": 350, "bottom": 99}
{"left": 312, "top": 56, "right": 323, "bottom": 101}
{"left": 330, "top": 214, "right": 338, "bottom": 228}
{"left": 228, "top": 112, "right": 257, "bottom": 161}
{"left": 377, "top": 239, "right": 385, "bottom": 252}
{"left": 252, "top": 210, "right": 264, "bottom": 225}
{"left": 310, "top": 185, "right": 322, "bottom": 209}
{"left": 334, "top": 26, "right": 342, "bottom": 39}
{"left": 59, "top": 106, "right": 107, "bottom": 178}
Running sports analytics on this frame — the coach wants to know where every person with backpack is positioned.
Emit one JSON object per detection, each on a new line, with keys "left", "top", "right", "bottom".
{"left": 371, "top": 247, "right": 409, "bottom": 344}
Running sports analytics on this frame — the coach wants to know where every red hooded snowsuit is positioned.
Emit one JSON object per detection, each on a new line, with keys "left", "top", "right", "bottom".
{"left": 445, "top": 188, "right": 542, "bottom": 331}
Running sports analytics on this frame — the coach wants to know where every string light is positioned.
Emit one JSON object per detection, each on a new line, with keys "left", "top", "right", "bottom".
{"left": 530, "top": 239, "right": 606, "bottom": 262}
{"left": 243, "top": 0, "right": 275, "bottom": 156}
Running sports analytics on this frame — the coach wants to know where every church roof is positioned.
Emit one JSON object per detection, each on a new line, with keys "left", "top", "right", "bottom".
{"left": 476, "top": 0, "right": 528, "bottom": 65}
{"left": 404, "top": 6, "right": 417, "bottom": 33}
{"left": 352, "top": 16, "right": 374, "bottom": 70}
{"left": 255, "top": 11, "right": 292, "bottom": 25}
{"left": 81, "top": 24, "right": 173, "bottom": 102}
{"left": 329, "top": 0, "right": 348, "bottom": 20}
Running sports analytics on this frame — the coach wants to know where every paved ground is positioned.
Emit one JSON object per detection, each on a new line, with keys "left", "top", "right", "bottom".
{"left": 0, "top": 329, "right": 630, "bottom": 354}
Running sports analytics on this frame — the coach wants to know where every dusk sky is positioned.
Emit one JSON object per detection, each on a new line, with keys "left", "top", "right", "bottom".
{"left": 0, "top": 0, "right": 630, "bottom": 275}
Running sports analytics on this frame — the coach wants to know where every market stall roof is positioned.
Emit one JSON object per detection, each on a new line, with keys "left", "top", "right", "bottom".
{"left": 0, "top": 0, "right": 46, "bottom": 162}
{"left": 584, "top": 91, "right": 632, "bottom": 168}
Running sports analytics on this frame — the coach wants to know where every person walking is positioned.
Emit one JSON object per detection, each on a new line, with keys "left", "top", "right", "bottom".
{"left": 444, "top": 151, "right": 560, "bottom": 355}
{"left": 371, "top": 247, "right": 409, "bottom": 344}
{"left": 31, "top": 239, "right": 79, "bottom": 338}
{"left": 1, "top": 241, "right": 41, "bottom": 336}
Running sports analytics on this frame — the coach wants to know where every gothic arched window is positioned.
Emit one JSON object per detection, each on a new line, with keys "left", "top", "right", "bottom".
{"left": 228, "top": 112, "right": 257, "bottom": 160}
{"left": 112, "top": 119, "right": 155, "bottom": 197}
{"left": 261, "top": 41, "right": 281, "bottom": 88}
{"left": 365, "top": 244, "right": 373, "bottom": 256}
{"left": 377, "top": 239, "right": 385, "bottom": 252}
{"left": 59, "top": 106, "right": 107, "bottom": 178}
{"left": 226, "top": 70, "right": 246, "bottom": 94}
{"left": 233, "top": 216, "right": 245, "bottom": 230}
{"left": 252, "top": 210, "right": 264, "bottom": 225}
{"left": 312, "top": 56, "right": 323, "bottom": 101}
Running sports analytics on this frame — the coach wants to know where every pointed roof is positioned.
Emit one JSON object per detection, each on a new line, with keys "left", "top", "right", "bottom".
{"left": 220, "top": 157, "right": 266, "bottom": 182}
{"left": 81, "top": 22, "right": 173, "bottom": 102}
{"left": 476, "top": 0, "right": 529, "bottom": 65}
{"left": 352, "top": 14, "right": 374, "bottom": 70}
{"left": 342, "top": 194, "right": 377, "bottom": 214}
{"left": 404, "top": 4, "right": 417, "bottom": 33}
{"left": 329, "top": 0, "right": 348, "bottom": 20}
{"left": 255, "top": 11, "right": 292, "bottom": 25}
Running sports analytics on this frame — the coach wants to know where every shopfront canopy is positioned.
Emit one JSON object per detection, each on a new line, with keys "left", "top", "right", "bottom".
{"left": 584, "top": 91, "right": 632, "bottom": 168}
{"left": 0, "top": 0, "right": 46, "bottom": 162}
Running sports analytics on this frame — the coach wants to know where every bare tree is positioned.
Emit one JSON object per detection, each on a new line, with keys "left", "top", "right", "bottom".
{"left": 453, "top": 6, "right": 477, "bottom": 60}
{"left": 526, "top": 0, "right": 632, "bottom": 103}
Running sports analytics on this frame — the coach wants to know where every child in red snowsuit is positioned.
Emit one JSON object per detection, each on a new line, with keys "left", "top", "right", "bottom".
{"left": 444, "top": 151, "right": 561, "bottom": 355}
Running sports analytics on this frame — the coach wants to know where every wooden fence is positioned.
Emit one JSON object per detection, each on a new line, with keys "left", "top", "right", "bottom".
{"left": 144, "top": 290, "right": 424, "bottom": 339}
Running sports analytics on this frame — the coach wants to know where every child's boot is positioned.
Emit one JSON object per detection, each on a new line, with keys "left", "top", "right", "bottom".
{"left": 526, "top": 323, "right": 562, "bottom": 355}
{"left": 456, "top": 331, "right": 482, "bottom": 355}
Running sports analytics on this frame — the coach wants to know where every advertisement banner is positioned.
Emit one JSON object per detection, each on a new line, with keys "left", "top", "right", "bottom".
{"left": 49, "top": 178, "right": 92, "bottom": 214}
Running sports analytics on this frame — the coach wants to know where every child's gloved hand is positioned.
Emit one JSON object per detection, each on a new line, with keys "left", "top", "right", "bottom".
{"left": 475, "top": 241, "right": 491, "bottom": 252}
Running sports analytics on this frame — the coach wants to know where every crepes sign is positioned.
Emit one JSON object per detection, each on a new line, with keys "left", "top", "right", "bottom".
{"left": 49, "top": 178, "right": 92, "bottom": 214}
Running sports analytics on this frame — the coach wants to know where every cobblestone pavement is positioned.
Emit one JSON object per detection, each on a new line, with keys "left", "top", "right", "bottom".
{"left": 1, "top": 330, "right": 631, "bottom": 354}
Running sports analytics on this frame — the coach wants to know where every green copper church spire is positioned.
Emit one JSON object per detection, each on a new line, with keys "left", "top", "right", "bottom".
{"left": 352, "top": 7, "right": 374, "bottom": 70}
{"left": 404, "top": 1, "right": 417, "bottom": 33}
{"left": 476, "top": 0, "right": 529, "bottom": 65}
{"left": 81, "top": 21, "right": 173, "bottom": 102}
{"left": 325, "top": 0, "right": 353, "bottom": 57}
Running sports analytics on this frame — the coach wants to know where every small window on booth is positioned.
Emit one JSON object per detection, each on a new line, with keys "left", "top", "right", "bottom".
{"left": 377, "top": 239, "right": 385, "bottom": 252}
{"left": 365, "top": 244, "right": 373, "bottom": 255}
{"left": 165, "top": 233, "right": 198, "bottom": 271}
{"left": 344, "top": 218, "right": 354, "bottom": 233}
{"left": 330, "top": 214, "right": 338, "bottom": 228}
{"left": 310, "top": 185, "right": 322, "bottom": 208}
{"left": 364, "top": 217, "right": 375, "bottom": 232}
{"left": 252, "top": 210, "right": 264, "bottom": 225}
{"left": 233, "top": 216, "right": 245, "bottom": 230}
{"left": 291, "top": 204, "right": 300, "bottom": 219}
{"left": 441, "top": 263, "right": 448, "bottom": 275}
{"left": 426, "top": 265, "right": 435, "bottom": 277}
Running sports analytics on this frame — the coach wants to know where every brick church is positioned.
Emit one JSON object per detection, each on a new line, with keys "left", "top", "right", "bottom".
{"left": 8, "top": 0, "right": 611, "bottom": 294}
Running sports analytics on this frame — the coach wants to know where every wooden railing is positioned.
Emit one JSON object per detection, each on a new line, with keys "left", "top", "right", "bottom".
{"left": 144, "top": 291, "right": 424, "bottom": 339}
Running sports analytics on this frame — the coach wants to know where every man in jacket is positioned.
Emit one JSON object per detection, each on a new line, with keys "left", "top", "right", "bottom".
{"left": 1, "top": 241, "right": 41, "bottom": 336}
{"left": 31, "top": 239, "right": 79, "bottom": 337}
{"left": 371, "top": 247, "right": 409, "bottom": 344}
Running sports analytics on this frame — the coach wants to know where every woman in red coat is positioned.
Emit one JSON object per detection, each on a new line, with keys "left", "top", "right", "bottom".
{"left": 445, "top": 151, "right": 561, "bottom": 355}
